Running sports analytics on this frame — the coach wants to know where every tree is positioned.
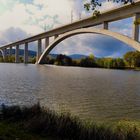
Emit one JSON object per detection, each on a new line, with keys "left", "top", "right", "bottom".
{"left": 30, "top": 57, "right": 36, "bottom": 64}
{"left": 115, "top": 58, "right": 125, "bottom": 68}
{"left": 84, "top": 0, "right": 134, "bottom": 13}
{"left": 123, "top": 51, "right": 140, "bottom": 67}
{"left": 96, "top": 58, "right": 125, "bottom": 69}
{"left": 124, "top": 51, "right": 134, "bottom": 67}
{"left": 55, "top": 54, "right": 72, "bottom": 66}
{"left": 89, "top": 54, "right": 95, "bottom": 60}
{"left": 0, "top": 56, "right": 4, "bottom": 62}
{"left": 80, "top": 54, "right": 96, "bottom": 67}
{"left": 133, "top": 51, "right": 140, "bottom": 67}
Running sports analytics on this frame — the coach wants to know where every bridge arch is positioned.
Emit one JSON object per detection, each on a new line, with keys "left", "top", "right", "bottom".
{"left": 0, "top": 49, "right": 4, "bottom": 60}
{"left": 38, "top": 28, "right": 140, "bottom": 64}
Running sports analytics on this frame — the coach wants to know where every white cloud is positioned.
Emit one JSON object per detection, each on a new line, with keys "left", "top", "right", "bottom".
{"left": 0, "top": 0, "right": 83, "bottom": 51}
{"left": 0, "top": 0, "right": 78, "bottom": 35}
{"left": 0, "top": 0, "right": 135, "bottom": 57}
{"left": 99, "top": 1, "right": 121, "bottom": 12}
{"left": 51, "top": 34, "right": 101, "bottom": 55}
{"left": 0, "top": 27, "right": 29, "bottom": 45}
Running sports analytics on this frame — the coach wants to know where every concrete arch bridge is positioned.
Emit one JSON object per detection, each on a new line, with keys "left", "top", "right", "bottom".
{"left": 38, "top": 28, "right": 140, "bottom": 64}
{"left": 0, "top": 50, "right": 4, "bottom": 59}
{"left": 0, "top": 1, "right": 140, "bottom": 64}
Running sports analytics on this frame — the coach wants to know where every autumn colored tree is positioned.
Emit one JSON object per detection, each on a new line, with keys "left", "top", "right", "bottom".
{"left": 124, "top": 51, "right": 140, "bottom": 67}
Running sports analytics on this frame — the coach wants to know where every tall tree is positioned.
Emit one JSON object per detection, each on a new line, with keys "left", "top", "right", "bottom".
{"left": 80, "top": 54, "right": 96, "bottom": 67}
{"left": 123, "top": 51, "right": 140, "bottom": 67}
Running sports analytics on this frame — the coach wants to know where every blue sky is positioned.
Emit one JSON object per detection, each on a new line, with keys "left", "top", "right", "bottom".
{"left": 0, "top": 0, "right": 138, "bottom": 58}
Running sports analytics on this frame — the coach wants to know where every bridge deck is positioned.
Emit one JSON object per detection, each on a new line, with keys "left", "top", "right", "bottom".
{"left": 0, "top": 0, "right": 140, "bottom": 49}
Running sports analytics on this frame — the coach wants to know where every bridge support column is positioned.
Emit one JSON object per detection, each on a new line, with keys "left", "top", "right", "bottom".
{"left": 103, "top": 21, "right": 109, "bottom": 30}
{"left": 37, "top": 39, "right": 42, "bottom": 61}
{"left": 9, "top": 46, "right": 12, "bottom": 56}
{"left": 15, "top": 45, "right": 19, "bottom": 63}
{"left": 3, "top": 48, "right": 7, "bottom": 62}
{"left": 24, "top": 43, "right": 28, "bottom": 64}
{"left": 45, "top": 37, "right": 49, "bottom": 49}
{"left": 133, "top": 13, "right": 140, "bottom": 41}
{"left": 54, "top": 35, "right": 59, "bottom": 40}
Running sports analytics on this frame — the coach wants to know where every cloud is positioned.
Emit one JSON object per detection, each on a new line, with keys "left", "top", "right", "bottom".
{"left": 109, "top": 18, "right": 133, "bottom": 37}
{"left": 0, "top": 1, "right": 43, "bottom": 34}
{"left": 99, "top": 1, "right": 121, "bottom": 12}
{"left": 0, "top": 0, "right": 78, "bottom": 34}
{"left": 0, "top": 0, "right": 79, "bottom": 46}
{"left": 0, "top": 27, "right": 38, "bottom": 51}
{"left": 0, "top": 27, "right": 29, "bottom": 45}
{"left": 50, "top": 33, "right": 135, "bottom": 57}
{"left": 0, "top": 0, "right": 137, "bottom": 57}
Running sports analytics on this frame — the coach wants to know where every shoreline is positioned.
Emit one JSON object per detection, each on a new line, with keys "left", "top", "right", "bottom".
{"left": 0, "top": 104, "right": 140, "bottom": 140}
{"left": 0, "top": 62, "right": 140, "bottom": 71}
{"left": 44, "top": 64, "right": 140, "bottom": 71}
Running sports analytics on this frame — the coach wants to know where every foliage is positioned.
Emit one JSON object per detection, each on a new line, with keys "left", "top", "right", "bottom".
{"left": 45, "top": 57, "right": 55, "bottom": 65}
{"left": 123, "top": 51, "right": 140, "bottom": 67}
{"left": 46, "top": 54, "right": 73, "bottom": 66}
{"left": 0, "top": 122, "right": 45, "bottom": 140}
{"left": 84, "top": 0, "right": 134, "bottom": 12}
{"left": 96, "top": 58, "right": 125, "bottom": 69}
{"left": 0, "top": 56, "right": 4, "bottom": 62}
{"left": 0, "top": 56, "right": 15, "bottom": 63}
{"left": 134, "top": 18, "right": 140, "bottom": 25}
{"left": 0, "top": 55, "right": 37, "bottom": 64}
{"left": 55, "top": 54, "right": 73, "bottom": 66}
{"left": 29, "top": 57, "right": 37, "bottom": 64}
{"left": 1, "top": 51, "right": 140, "bottom": 70}
{"left": 80, "top": 54, "right": 96, "bottom": 67}
{"left": 0, "top": 104, "right": 140, "bottom": 140}
{"left": 44, "top": 51, "right": 140, "bottom": 69}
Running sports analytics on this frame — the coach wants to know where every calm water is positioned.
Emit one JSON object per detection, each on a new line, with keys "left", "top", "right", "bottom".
{"left": 0, "top": 63, "right": 140, "bottom": 122}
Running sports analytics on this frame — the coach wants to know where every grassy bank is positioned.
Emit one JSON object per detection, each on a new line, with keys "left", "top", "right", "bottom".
{"left": 0, "top": 103, "right": 140, "bottom": 140}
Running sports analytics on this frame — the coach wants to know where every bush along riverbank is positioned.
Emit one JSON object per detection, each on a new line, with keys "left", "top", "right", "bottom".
{"left": 44, "top": 51, "right": 140, "bottom": 70}
{"left": 0, "top": 103, "right": 140, "bottom": 140}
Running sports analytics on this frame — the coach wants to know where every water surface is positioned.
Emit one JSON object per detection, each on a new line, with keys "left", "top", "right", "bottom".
{"left": 0, "top": 63, "right": 140, "bottom": 122}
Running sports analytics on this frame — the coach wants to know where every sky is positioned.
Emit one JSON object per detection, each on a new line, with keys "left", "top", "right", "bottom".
{"left": 0, "top": 0, "right": 139, "bottom": 58}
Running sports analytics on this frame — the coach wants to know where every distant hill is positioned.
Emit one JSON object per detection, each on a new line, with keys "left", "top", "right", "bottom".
{"left": 48, "top": 54, "right": 57, "bottom": 59}
{"left": 17, "top": 49, "right": 36, "bottom": 57}
{"left": 48, "top": 54, "right": 87, "bottom": 60}
{"left": 69, "top": 54, "right": 87, "bottom": 59}
{"left": 0, "top": 49, "right": 36, "bottom": 57}
{"left": 0, "top": 50, "right": 88, "bottom": 60}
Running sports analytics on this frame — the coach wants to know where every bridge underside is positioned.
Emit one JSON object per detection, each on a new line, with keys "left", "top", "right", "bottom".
{"left": 38, "top": 28, "right": 140, "bottom": 64}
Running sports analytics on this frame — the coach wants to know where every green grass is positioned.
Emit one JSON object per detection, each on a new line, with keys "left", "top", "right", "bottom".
{"left": 0, "top": 122, "right": 54, "bottom": 140}
{"left": 0, "top": 103, "right": 140, "bottom": 140}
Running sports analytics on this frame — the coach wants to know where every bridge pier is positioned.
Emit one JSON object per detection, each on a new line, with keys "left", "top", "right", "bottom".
{"left": 103, "top": 22, "right": 109, "bottom": 30}
{"left": 45, "top": 37, "right": 49, "bottom": 49}
{"left": 3, "top": 48, "right": 7, "bottom": 62}
{"left": 15, "top": 45, "right": 19, "bottom": 63}
{"left": 36, "top": 39, "right": 42, "bottom": 61}
{"left": 9, "top": 46, "right": 12, "bottom": 56}
{"left": 24, "top": 43, "right": 28, "bottom": 64}
{"left": 54, "top": 35, "right": 59, "bottom": 40}
{"left": 133, "top": 13, "right": 140, "bottom": 41}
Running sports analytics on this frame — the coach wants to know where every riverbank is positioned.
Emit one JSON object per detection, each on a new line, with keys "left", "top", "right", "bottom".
{"left": 45, "top": 63, "right": 140, "bottom": 72}
{"left": 1, "top": 62, "right": 140, "bottom": 72}
{"left": 0, "top": 104, "right": 140, "bottom": 140}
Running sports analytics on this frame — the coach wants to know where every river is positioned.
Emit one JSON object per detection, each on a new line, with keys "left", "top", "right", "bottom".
{"left": 0, "top": 63, "right": 140, "bottom": 122}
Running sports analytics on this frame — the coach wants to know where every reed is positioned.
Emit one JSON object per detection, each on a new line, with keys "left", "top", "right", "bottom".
{"left": 0, "top": 103, "right": 140, "bottom": 140}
